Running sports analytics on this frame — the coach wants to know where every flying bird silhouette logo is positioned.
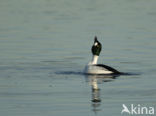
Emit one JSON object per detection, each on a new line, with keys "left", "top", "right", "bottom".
{"left": 121, "top": 104, "right": 130, "bottom": 114}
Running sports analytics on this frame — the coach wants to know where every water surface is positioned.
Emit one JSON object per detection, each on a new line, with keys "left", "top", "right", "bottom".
{"left": 0, "top": 0, "right": 156, "bottom": 116}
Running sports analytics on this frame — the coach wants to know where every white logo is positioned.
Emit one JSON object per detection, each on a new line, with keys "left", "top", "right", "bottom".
{"left": 121, "top": 104, "right": 155, "bottom": 115}
{"left": 121, "top": 104, "right": 131, "bottom": 114}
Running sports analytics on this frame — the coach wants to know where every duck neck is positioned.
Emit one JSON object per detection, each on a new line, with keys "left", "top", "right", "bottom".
{"left": 91, "top": 55, "right": 99, "bottom": 64}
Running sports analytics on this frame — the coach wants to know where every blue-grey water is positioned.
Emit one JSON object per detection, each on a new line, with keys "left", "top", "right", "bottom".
{"left": 0, "top": 0, "right": 156, "bottom": 116}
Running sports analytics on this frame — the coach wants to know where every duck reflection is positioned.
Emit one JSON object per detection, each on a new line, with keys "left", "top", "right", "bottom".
{"left": 86, "top": 74, "right": 117, "bottom": 114}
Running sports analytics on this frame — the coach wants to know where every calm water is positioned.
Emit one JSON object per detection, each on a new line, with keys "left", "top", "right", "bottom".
{"left": 0, "top": 0, "right": 156, "bottom": 116}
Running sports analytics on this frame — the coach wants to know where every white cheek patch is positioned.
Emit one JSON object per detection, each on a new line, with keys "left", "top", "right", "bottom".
{"left": 94, "top": 42, "right": 98, "bottom": 46}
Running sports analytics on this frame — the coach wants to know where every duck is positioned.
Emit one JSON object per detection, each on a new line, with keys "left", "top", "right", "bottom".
{"left": 85, "top": 36, "right": 121, "bottom": 75}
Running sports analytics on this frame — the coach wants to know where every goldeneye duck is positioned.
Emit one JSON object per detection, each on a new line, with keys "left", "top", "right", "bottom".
{"left": 85, "top": 36, "right": 121, "bottom": 75}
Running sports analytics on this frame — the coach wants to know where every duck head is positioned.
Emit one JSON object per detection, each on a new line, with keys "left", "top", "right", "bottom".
{"left": 91, "top": 36, "right": 102, "bottom": 56}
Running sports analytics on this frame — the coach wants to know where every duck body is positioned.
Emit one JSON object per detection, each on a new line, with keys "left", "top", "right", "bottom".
{"left": 85, "top": 36, "right": 121, "bottom": 75}
{"left": 85, "top": 63, "right": 121, "bottom": 75}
